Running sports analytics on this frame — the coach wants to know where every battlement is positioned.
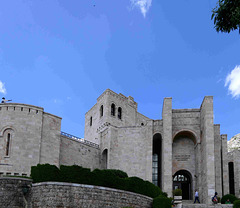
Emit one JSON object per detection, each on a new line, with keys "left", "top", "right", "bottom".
{"left": 0, "top": 103, "right": 43, "bottom": 114}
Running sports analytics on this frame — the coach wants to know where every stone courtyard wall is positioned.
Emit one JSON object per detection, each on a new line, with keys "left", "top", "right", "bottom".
{"left": 28, "top": 182, "right": 153, "bottom": 208}
{"left": 0, "top": 177, "right": 32, "bottom": 208}
{"left": 0, "top": 178, "right": 152, "bottom": 208}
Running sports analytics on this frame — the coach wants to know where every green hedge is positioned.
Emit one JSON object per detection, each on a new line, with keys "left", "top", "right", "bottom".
{"left": 31, "top": 164, "right": 60, "bottom": 183}
{"left": 234, "top": 200, "right": 240, "bottom": 208}
{"left": 221, "top": 194, "right": 238, "bottom": 204}
{"left": 60, "top": 165, "right": 92, "bottom": 185}
{"left": 153, "top": 195, "right": 171, "bottom": 208}
{"left": 31, "top": 164, "right": 162, "bottom": 198}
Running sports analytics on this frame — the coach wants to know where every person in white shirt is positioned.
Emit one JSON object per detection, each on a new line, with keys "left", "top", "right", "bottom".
{"left": 194, "top": 190, "right": 200, "bottom": 203}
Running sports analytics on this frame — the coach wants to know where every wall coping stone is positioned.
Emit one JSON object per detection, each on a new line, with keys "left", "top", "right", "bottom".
{"left": 0, "top": 177, "right": 32, "bottom": 182}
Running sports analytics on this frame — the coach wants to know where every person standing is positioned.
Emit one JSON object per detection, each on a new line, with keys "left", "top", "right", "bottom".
{"left": 194, "top": 190, "right": 200, "bottom": 203}
{"left": 212, "top": 192, "right": 218, "bottom": 204}
{"left": 1, "top": 97, "right": 12, "bottom": 103}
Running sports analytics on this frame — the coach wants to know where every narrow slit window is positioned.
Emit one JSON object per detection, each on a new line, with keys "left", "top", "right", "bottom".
{"left": 90, "top": 116, "right": 92, "bottom": 126}
{"left": 6, "top": 133, "right": 11, "bottom": 156}
{"left": 100, "top": 105, "right": 103, "bottom": 117}
{"left": 118, "top": 107, "right": 122, "bottom": 119}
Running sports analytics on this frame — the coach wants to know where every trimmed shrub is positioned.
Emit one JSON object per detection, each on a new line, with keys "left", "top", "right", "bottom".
{"left": 31, "top": 164, "right": 162, "bottom": 198}
{"left": 60, "top": 165, "right": 92, "bottom": 185}
{"left": 91, "top": 169, "right": 122, "bottom": 188}
{"left": 107, "top": 169, "right": 128, "bottom": 178}
{"left": 31, "top": 163, "right": 60, "bottom": 183}
{"left": 153, "top": 195, "right": 171, "bottom": 208}
{"left": 173, "top": 189, "right": 182, "bottom": 196}
{"left": 123, "top": 177, "right": 162, "bottom": 198}
{"left": 233, "top": 200, "right": 240, "bottom": 208}
{"left": 161, "top": 192, "right": 168, "bottom": 197}
{"left": 221, "top": 194, "right": 238, "bottom": 204}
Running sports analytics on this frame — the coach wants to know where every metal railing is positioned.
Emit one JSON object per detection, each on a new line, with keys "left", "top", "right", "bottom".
{"left": 61, "top": 131, "right": 99, "bottom": 148}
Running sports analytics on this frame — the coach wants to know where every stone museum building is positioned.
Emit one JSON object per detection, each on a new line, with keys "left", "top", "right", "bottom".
{"left": 0, "top": 89, "right": 239, "bottom": 204}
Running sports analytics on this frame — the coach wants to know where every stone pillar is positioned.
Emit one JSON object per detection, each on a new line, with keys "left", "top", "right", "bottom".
{"left": 233, "top": 150, "right": 240, "bottom": 198}
{"left": 162, "top": 97, "right": 172, "bottom": 196}
{"left": 214, "top": 124, "right": 222, "bottom": 197}
{"left": 145, "top": 121, "right": 154, "bottom": 182}
{"left": 200, "top": 96, "right": 215, "bottom": 204}
{"left": 221, "top": 134, "right": 229, "bottom": 195}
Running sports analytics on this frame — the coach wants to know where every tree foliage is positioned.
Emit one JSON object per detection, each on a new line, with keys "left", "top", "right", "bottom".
{"left": 212, "top": 0, "right": 240, "bottom": 33}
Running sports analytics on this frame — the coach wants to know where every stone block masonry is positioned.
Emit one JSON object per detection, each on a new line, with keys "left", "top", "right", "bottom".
{"left": 0, "top": 177, "right": 32, "bottom": 208}
{"left": 0, "top": 178, "right": 152, "bottom": 208}
{"left": 28, "top": 182, "right": 153, "bottom": 208}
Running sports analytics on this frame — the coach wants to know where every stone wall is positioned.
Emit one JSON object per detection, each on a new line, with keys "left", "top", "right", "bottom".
{"left": 182, "top": 204, "right": 232, "bottom": 208}
{"left": 0, "top": 177, "right": 32, "bottom": 208}
{"left": 59, "top": 135, "right": 100, "bottom": 170}
{"left": 28, "top": 182, "right": 153, "bottom": 208}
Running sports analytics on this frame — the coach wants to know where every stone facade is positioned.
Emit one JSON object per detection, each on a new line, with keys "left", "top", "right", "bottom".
{"left": 0, "top": 89, "right": 239, "bottom": 205}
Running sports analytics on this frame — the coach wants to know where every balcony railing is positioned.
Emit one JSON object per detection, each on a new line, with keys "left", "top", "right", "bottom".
{"left": 61, "top": 131, "right": 99, "bottom": 148}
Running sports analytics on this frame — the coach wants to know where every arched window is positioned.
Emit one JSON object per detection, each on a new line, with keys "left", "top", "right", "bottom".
{"left": 118, "top": 107, "right": 122, "bottom": 119}
{"left": 111, "top": 103, "right": 115, "bottom": 116}
{"left": 6, "top": 133, "right": 11, "bottom": 156}
{"left": 100, "top": 105, "right": 103, "bottom": 117}
{"left": 90, "top": 116, "right": 92, "bottom": 126}
{"left": 3, "top": 129, "right": 13, "bottom": 157}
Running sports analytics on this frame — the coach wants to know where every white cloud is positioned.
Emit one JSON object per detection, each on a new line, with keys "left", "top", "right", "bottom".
{"left": 0, "top": 81, "right": 7, "bottom": 95}
{"left": 225, "top": 65, "right": 240, "bottom": 98}
{"left": 130, "top": 0, "right": 152, "bottom": 18}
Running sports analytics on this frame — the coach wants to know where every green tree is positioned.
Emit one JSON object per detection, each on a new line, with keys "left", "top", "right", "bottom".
{"left": 212, "top": 0, "right": 240, "bottom": 33}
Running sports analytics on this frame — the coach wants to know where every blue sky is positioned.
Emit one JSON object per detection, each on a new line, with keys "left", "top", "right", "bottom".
{"left": 0, "top": 0, "right": 239, "bottom": 140}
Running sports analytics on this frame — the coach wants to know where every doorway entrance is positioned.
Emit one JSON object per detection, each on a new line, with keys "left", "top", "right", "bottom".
{"left": 173, "top": 170, "right": 192, "bottom": 200}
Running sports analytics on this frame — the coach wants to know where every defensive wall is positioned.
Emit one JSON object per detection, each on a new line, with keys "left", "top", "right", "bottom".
{"left": 0, "top": 177, "right": 152, "bottom": 208}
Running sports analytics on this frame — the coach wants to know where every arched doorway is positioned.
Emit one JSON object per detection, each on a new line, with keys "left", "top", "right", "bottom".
{"left": 152, "top": 133, "right": 162, "bottom": 188}
{"left": 102, "top": 149, "right": 108, "bottom": 169}
{"left": 173, "top": 170, "right": 192, "bottom": 200}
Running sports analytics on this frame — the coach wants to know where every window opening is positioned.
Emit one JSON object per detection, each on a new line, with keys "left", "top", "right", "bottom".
{"left": 111, "top": 103, "right": 115, "bottom": 116}
{"left": 152, "top": 154, "right": 158, "bottom": 186}
{"left": 229, "top": 162, "right": 235, "bottom": 195}
{"left": 152, "top": 133, "right": 162, "bottom": 188}
{"left": 90, "top": 116, "right": 92, "bottom": 126}
{"left": 118, "top": 107, "right": 122, "bottom": 119}
{"left": 6, "top": 133, "right": 11, "bottom": 156}
{"left": 100, "top": 105, "right": 103, "bottom": 117}
{"left": 21, "top": 107, "right": 23, "bottom": 111}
